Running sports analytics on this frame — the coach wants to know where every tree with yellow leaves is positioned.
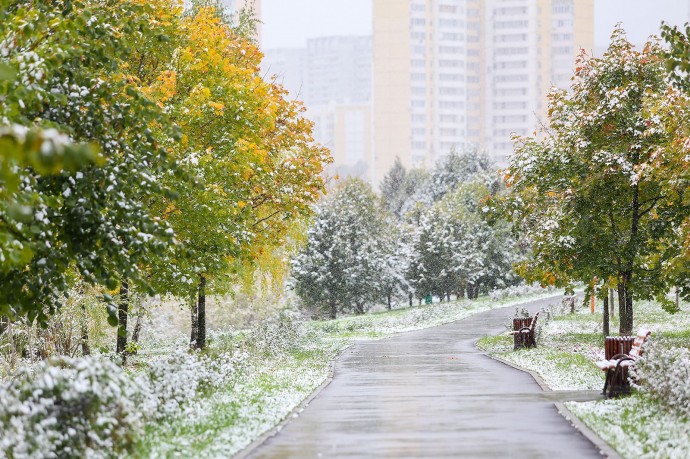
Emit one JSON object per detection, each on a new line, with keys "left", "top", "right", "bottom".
{"left": 128, "top": 0, "right": 331, "bottom": 348}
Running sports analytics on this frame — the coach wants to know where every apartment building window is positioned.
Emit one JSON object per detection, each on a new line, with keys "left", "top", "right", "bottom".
{"left": 439, "top": 4, "right": 457, "bottom": 14}
{"left": 553, "top": 46, "right": 572, "bottom": 55}
{"left": 412, "top": 86, "right": 426, "bottom": 95}
{"left": 412, "top": 59, "right": 426, "bottom": 67}
{"left": 495, "top": 47, "right": 528, "bottom": 56}
{"left": 412, "top": 18, "right": 426, "bottom": 26}
{"left": 439, "top": 46, "right": 463, "bottom": 54}
{"left": 412, "top": 114, "right": 425, "bottom": 122}
{"left": 412, "top": 141, "right": 426, "bottom": 150}
{"left": 439, "top": 19, "right": 461, "bottom": 28}
{"left": 552, "top": 33, "right": 573, "bottom": 42}
{"left": 467, "top": 8, "right": 480, "bottom": 17}
{"left": 495, "top": 20, "right": 528, "bottom": 29}
{"left": 412, "top": 128, "right": 426, "bottom": 136}
{"left": 440, "top": 73, "right": 462, "bottom": 81}
{"left": 495, "top": 61, "right": 527, "bottom": 69}
{"left": 494, "top": 115, "right": 528, "bottom": 123}
{"left": 440, "top": 60, "right": 462, "bottom": 68}
{"left": 493, "top": 101, "right": 528, "bottom": 110}
{"left": 412, "top": 4, "right": 426, "bottom": 12}
{"left": 412, "top": 73, "right": 426, "bottom": 81}
{"left": 467, "top": 76, "right": 480, "bottom": 83}
{"left": 412, "top": 100, "right": 426, "bottom": 108}
{"left": 440, "top": 87, "right": 460, "bottom": 95}
{"left": 498, "top": 88, "right": 528, "bottom": 96}
{"left": 440, "top": 100, "right": 464, "bottom": 108}
{"left": 440, "top": 114, "right": 458, "bottom": 122}
{"left": 494, "top": 74, "right": 528, "bottom": 82}
{"left": 497, "top": 7, "right": 527, "bottom": 15}
{"left": 494, "top": 33, "right": 527, "bottom": 42}
{"left": 441, "top": 128, "right": 458, "bottom": 137}
{"left": 441, "top": 32, "right": 463, "bottom": 41}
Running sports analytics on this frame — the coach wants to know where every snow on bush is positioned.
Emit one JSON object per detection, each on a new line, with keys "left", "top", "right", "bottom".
{"left": 145, "top": 349, "right": 246, "bottom": 420}
{"left": 0, "top": 348, "right": 249, "bottom": 457}
{"left": 631, "top": 341, "right": 690, "bottom": 419}
{"left": 246, "top": 316, "right": 302, "bottom": 358}
{"left": 0, "top": 357, "right": 146, "bottom": 459}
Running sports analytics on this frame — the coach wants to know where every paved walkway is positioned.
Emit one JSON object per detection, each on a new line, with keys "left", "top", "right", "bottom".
{"left": 247, "top": 296, "right": 604, "bottom": 458}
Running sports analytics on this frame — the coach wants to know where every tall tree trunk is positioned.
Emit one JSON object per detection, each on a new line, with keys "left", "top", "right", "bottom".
{"left": 387, "top": 292, "right": 392, "bottom": 311}
{"left": 603, "top": 295, "right": 610, "bottom": 337}
{"left": 329, "top": 299, "right": 337, "bottom": 319}
{"left": 408, "top": 292, "right": 413, "bottom": 307}
{"left": 81, "top": 304, "right": 90, "bottom": 356}
{"left": 190, "top": 299, "right": 198, "bottom": 348}
{"left": 624, "top": 288, "right": 634, "bottom": 335}
{"left": 617, "top": 277, "right": 634, "bottom": 335}
{"left": 195, "top": 275, "right": 206, "bottom": 350}
{"left": 676, "top": 289, "right": 680, "bottom": 311}
{"left": 609, "top": 288, "right": 615, "bottom": 318}
{"left": 116, "top": 280, "right": 129, "bottom": 363}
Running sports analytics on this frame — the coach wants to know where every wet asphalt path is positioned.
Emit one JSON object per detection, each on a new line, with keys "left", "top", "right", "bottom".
{"left": 247, "top": 296, "right": 604, "bottom": 458}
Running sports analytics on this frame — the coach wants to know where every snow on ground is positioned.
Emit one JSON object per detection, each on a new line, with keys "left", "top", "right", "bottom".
{"left": 567, "top": 396, "right": 690, "bottom": 459}
{"left": 479, "top": 298, "right": 690, "bottom": 458}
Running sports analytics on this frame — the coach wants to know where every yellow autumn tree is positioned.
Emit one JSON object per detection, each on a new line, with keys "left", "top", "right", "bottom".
{"left": 126, "top": 0, "right": 331, "bottom": 348}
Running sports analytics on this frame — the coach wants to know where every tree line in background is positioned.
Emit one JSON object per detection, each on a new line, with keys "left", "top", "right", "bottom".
{"left": 291, "top": 150, "right": 522, "bottom": 318}
{"left": 0, "top": 0, "right": 330, "bottom": 357}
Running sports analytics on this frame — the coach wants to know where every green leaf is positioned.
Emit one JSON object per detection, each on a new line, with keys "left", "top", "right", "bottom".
{"left": 0, "top": 62, "right": 17, "bottom": 82}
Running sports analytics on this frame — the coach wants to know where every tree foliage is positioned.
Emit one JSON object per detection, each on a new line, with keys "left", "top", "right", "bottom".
{"left": 499, "top": 28, "right": 689, "bottom": 334}
{"left": 125, "top": 0, "right": 330, "bottom": 346}
{"left": 0, "top": 0, "right": 177, "bottom": 324}
{"left": 291, "top": 179, "right": 386, "bottom": 318}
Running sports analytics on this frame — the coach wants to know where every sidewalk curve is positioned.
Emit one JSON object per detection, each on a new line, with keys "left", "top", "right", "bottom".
{"left": 246, "top": 296, "right": 604, "bottom": 458}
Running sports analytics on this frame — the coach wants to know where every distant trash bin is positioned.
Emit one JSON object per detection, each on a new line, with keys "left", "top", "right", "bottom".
{"left": 424, "top": 294, "right": 432, "bottom": 305}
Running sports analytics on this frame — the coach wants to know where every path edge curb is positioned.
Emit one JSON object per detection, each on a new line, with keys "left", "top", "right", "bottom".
{"left": 554, "top": 401, "right": 622, "bottom": 459}
{"left": 484, "top": 351, "right": 621, "bottom": 459}
{"left": 233, "top": 345, "right": 352, "bottom": 459}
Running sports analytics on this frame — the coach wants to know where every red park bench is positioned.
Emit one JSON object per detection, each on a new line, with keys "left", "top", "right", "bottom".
{"left": 596, "top": 329, "right": 651, "bottom": 398}
{"left": 509, "top": 312, "right": 539, "bottom": 350}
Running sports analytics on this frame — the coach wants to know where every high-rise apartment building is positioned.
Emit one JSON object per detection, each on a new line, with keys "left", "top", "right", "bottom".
{"left": 484, "top": 0, "right": 593, "bottom": 162}
{"left": 372, "top": 0, "right": 594, "bottom": 183}
{"left": 373, "top": 0, "right": 487, "bottom": 182}
{"left": 262, "top": 36, "right": 373, "bottom": 180}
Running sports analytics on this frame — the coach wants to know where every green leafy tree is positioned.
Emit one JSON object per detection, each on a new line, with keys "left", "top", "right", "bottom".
{"left": 0, "top": 0, "right": 176, "bottom": 325}
{"left": 502, "top": 28, "right": 685, "bottom": 334}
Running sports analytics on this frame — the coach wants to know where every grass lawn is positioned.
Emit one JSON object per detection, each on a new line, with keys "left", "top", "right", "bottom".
{"left": 477, "top": 298, "right": 690, "bottom": 458}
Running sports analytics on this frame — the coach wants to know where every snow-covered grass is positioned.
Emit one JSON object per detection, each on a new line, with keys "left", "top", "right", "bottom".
{"left": 136, "top": 286, "right": 560, "bottom": 457}
{"left": 477, "top": 298, "right": 690, "bottom": 458}
{"left": 0, "top": 286, "right": 560, "bottom": 458}
{"left": 566, "top": 396, "right": 690, "bottom": 459}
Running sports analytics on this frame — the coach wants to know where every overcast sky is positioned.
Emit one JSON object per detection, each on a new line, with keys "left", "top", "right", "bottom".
{"left": 261, "top": 0, "right": 690, "bottom": 50}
